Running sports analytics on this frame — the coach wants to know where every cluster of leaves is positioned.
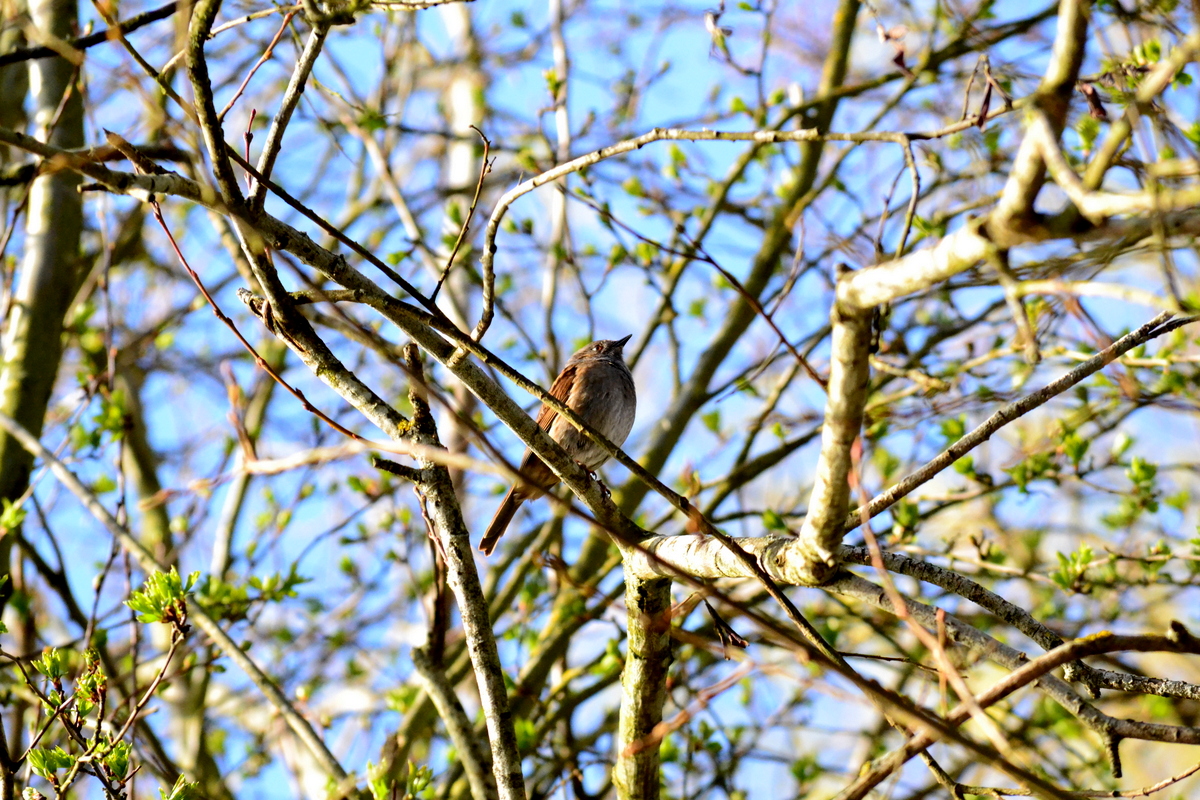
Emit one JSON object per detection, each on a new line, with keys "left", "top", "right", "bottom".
{"left": 2, "top": 570, "right": 207, "bottom": 798}
{"left": 126, "top": 566, "right": 198, "bottom": 631}
{"left": 3, "top": 0, "right": 1199, "bottom": 797}
{"left": 197, "top": 566, "right": 310, "bottom": 622}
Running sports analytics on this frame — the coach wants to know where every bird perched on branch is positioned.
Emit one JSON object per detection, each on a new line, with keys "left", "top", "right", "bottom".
{"left": 479, "top": 335, "right": 637, "bottom": 555}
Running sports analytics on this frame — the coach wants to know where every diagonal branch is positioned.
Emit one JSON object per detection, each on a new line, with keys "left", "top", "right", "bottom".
{"left": 0, "top": 1, "right": 177, "bottom": 67}
{"left": 0, "top": 411, "right": 350, "bottom": 787}
{"left": 249, "top": 20, "right": 330, "bottom": 210}
{"left": 185, "top": 0, "right": 245, "bottom": 206}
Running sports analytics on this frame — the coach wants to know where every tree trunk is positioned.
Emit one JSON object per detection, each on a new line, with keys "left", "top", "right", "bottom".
{"left": 0, "top": 0, "right": 83, "bottom": 614}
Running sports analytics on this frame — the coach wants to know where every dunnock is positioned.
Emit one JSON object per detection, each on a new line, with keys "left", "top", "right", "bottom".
{"left": 479, "top": 335, "right": 637, "bottom": 555}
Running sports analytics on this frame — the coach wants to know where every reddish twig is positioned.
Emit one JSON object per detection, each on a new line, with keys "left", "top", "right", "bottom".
{"left": 147, "top": 203, "right": 395, "bottom": 452}
{"left": 218, "top": 11, "right": 297, "bottom": 121}
{"left": 570, "top": 190, "right": 827, "bottom": 389}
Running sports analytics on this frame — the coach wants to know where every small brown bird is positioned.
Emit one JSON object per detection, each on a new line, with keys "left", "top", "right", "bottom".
{"left": 479, "top": 336, "right": 637, "bottom": 555}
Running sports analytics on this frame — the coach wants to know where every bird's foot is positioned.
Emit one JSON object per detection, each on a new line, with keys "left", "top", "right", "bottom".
{"left": 574, "top": 461, "right": 610, "bottom": 498}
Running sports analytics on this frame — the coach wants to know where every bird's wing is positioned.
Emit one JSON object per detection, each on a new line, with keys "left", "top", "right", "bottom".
{"left": 534, "top": 361, "right": 578, "bottom": 432}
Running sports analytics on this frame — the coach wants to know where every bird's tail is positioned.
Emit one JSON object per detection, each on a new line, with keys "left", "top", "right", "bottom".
{"left": 479, "top": 486, "right": 524, "bottom": 556}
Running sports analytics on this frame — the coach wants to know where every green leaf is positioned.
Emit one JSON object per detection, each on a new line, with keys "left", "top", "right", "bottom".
{"left": 95, "top": 390, "right": 127, "bottom": 435}
{"left": 365, "top": 760, "right": 394, "bottom": 800}
{"left": 28, "top": 746, "right": 75, "bottom": 779}
{"left": 514, "top": 717, "right": 537, "bottom": 751}
{"left": 1062, "top": 432, "right": 1089, "bottom": 468}
{"left": 952, "top": 455, "right": 975, "bottom": 477}
{"left": 0, "top": 498, "right": 26, "bottom": 531}
{"left": 1110, "top": 432, "right": 1134, "bottom": 459}
{"left": 386, "top": 685, "right": 420, "bottom": 713}
{"left": 92, "top": 474, "right": 118, "bottom": 495}
{"left": 621, "top": 176, "right": 645, "bottom": 197}
{"left": 873, "top": 447, "right": 901, "bottom": 481}
{"left": 1076, "top": 115, "right": 1100, "bottom": 151}
{"left": 595, "top": 639, "right": 623, "bottom": 676}
{"left": 159, "top": 775, "right": 201, "bottom": 800}
{"left": 1004, "top": 452, "right": 1053, "bottom": 493}
{"left": 939, "top": 414, "right": 966, "bottom": 444}
{"left": 542, "top": 67, "right": 562, "bottom": 99}
{"left": 34, "top": 647, "right": 67, "bottom": 681}
{"left": 762, "top": 509, "right": 787, "bottom": 531}
{"left": 1165, "top": 490, "right": 1189, "bottom": 511}
{"left": 1127, "top": 456, "right": 1157, "bottom": 485}
{"left": 891, "top": 500, "right": 920, "bottom": 536}
{"left": 102, "top": 740, "right": 132, "bottom": 779}
{"left": 1051, "top": 544, "right": 1094, "bottom": 592}
{"left": 405, "top": 761, "right": 434, "bottom": 798}
{"left": 358, "top": 110, "right": 386, "bottom": 133}
{"left": 127, "top": 567, "right": 199, "bottom": 625}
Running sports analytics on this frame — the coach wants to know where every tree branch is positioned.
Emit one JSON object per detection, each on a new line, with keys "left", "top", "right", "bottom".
{"left": 0, "top": 411, "right": 350, "bottom": 786}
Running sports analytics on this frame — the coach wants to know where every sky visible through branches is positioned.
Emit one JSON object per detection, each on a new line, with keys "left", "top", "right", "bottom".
{"left": 3, "top": 0, "right": 1200, "bottom": 797}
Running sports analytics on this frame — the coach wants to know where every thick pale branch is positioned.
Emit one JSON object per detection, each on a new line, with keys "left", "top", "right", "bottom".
{"left": 990, "top": 0, "right": 1087, "bottom": 234}
{"left": 837, "top": 220, "right": 994, "bottom": 309}
{"left": 794, "top": 293, "right": 873, "bottom": 582}
{"left": 612, "top": 574, "right": 673, "bottom": 800}
{"left": 1033, "top": 112, "right": 1200, "bottom": 223}
{"left": 1013, "top": 279, "right": 1178, "bottom": 311}
{"left": 625, "top": 312, "right": 1198, "bottom": 584}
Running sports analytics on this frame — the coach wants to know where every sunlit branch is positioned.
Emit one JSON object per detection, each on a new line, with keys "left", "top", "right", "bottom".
{"left": 0, "top": 411, "right": 350, "bottom": 786}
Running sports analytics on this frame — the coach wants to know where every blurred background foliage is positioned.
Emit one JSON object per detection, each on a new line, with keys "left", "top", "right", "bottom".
{"left": 1, "top": 0, "right": 1199, "bottom": 797}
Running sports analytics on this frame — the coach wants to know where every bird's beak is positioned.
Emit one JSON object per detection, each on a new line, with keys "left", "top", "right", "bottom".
{"left": 615, "top": 334, "right": 632, "bottom": 348}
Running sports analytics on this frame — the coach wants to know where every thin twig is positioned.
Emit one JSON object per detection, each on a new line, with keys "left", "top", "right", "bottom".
{"left": 840, "top": 632, "right": 1200, "bottom": 798}
{"left": 411, "top": 647, "right": 498, "bottom": 800}
{"left": 0, "top": 2, "right": 178, "bottom": 67}
{"left": 849, "top": 311, "right": 1197, "bottom": 531}
{"left": 250, "top": 20, "right": 330, "bottom": 209}
{"left": 850, "top": 445, "right": 1016, "bottom": 760}
{"left": 0, "top": 412, "right": 351, "bottom": 785}
{"left": 475, "top": 117, "right": 1027, "bottom": 340}
{"left": 432, "top": 125, "right": 492, "bottom": 302}
{"left": 218, "top": 11, "right": 297, "bottom": 121}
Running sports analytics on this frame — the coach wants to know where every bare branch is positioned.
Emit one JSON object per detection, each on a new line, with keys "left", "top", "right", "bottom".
{"left": 0, "top": 411, "right": 350, "bottom": 786}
